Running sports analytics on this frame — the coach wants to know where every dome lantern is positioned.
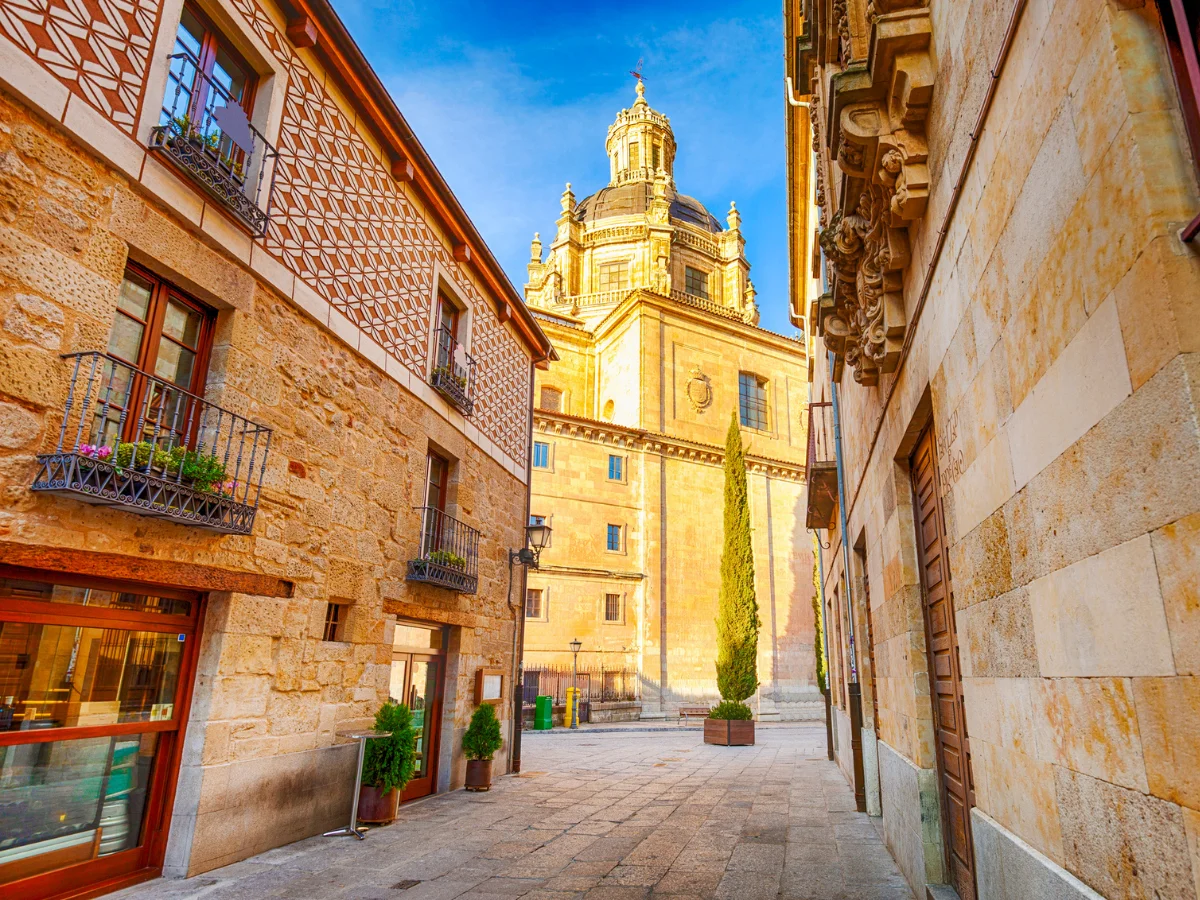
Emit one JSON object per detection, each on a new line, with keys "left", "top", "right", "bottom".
{"left": 606, "top": 82, "right": 676, "bottom": 188}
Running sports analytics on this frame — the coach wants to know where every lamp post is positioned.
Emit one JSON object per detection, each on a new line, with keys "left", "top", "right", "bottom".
{"left": 569, "top": 638, "right": 582, "bottom": 729}
{"left": 508, "top": 522, "right": 552, "bottom": 774}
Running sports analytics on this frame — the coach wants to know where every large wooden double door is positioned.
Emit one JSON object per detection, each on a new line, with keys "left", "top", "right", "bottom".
{"left": 910, "top": 425, "right": 976, "bottom": 900}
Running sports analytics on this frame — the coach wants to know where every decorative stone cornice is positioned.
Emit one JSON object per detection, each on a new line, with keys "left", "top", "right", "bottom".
{"left": 804, "top": 1, "right": 935, "bottom": 386}
{"left": 532, "top": 411, "right": 807, "bottom": 484}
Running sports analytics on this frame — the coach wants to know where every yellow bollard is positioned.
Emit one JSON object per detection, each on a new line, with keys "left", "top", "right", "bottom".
{"left": 564, "top": 687, "right": 579, "bottom": 728}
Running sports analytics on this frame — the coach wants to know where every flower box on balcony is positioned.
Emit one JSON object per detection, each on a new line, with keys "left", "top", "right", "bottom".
{"left": 429, "top": 326, "right": 475, "bottom": 416}
{"left": 31, "top": 352, "right": 271, "bottom": 535}
{"left": 148, "top": 52, "right": 277, "bottom": 237}
{"left": 406, "top": 506, "right": 480, "bottom": 593}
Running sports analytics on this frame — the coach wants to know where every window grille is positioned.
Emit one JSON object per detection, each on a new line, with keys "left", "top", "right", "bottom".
{"left": 322, "top": 602, "right": 344, "bottom": 642}
{"left": 604, "top": 593, "right": 621, "bottom": 622}
{"left": 539, "top": 387, "right": 563, "bottom": 412}
{"left": 598, "top": 261, "right": 629, "bottom": 292}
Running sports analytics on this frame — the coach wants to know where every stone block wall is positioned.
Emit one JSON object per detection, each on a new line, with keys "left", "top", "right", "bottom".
{"left": 0, "top": 75, "right": 533, "bottom": 876}
{"left": 809, "top": 0, "right": 1200, "bottom": 897}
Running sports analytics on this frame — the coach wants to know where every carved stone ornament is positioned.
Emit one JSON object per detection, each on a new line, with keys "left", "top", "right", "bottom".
{"left": 813, "top": 3, "right": 934, "bottom": 386}
{"left": 685, "top": 366, "right": 713, "bottom": 413}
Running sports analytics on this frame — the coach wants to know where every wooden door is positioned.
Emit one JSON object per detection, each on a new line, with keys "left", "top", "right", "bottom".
{"left": 910, "top": 425, "right": 975, "bottom": 900}
{"left": 400, "top": 654, "right": 443, "bottom": 801}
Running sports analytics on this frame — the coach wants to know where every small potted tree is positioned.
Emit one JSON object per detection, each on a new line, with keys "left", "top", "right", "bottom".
{"left": 705, "top": 411, "right": 760, "bottom": 746}
{"left": 462, "top": 703, "right": 503, "bottom": 791}
{"left": 358, "top": 702, "right": 417, "bottom": 824}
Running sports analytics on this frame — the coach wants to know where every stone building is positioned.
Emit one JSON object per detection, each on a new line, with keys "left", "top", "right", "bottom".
{"left": 521, "top": 83, "right": 822, "bottom": 721}
{"left": 0, "top": 0, "right": 554, "bottom": 896}
{"left": 788, "top": 1, "right": 1200, "bottom": 899}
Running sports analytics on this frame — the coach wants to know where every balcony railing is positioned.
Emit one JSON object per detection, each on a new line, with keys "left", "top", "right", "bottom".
{"left": 429, "top": 326, "right": 476, "bottom": 416}
{"left": 149, "top": 51, "right": 278, "bottom": 237}
{"left": 805, "top": 401, "right": 838, "bottom": 530}
{"left": 31, "top": 352, "right": 272, "bottom": 534}
{"left": 406, "top": 506, "right": 480, "bottom": 593}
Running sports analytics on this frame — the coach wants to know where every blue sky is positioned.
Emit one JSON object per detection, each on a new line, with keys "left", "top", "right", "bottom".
{"left": 329, "top": 0, "right": 795, "bottom": 336}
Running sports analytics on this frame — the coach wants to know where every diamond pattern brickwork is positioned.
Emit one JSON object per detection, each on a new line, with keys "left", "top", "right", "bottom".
{"left": 0, "top": 0, "right": 161, "bottom": 134}
{"left": 0, "top": 0, "right": 531, "bottom": 464}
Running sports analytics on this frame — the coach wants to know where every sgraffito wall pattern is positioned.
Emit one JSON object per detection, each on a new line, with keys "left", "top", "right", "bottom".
{"left": 0, "top": 0, "right": 531, "bottom": 464}
{"left": 0, "top": 0, "right": 160, "bottom": 134}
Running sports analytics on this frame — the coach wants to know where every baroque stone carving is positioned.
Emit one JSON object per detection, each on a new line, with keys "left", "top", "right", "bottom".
{"left": 812, "top": 3, "right": 934, "bottom": 385}
{"left": 685, "top": 366, "right": 713, "bottom": 413}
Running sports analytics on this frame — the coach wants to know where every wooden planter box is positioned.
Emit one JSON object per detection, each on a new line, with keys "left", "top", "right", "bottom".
{"left": 703, "top": 718, "right": 755, "bottom": 746}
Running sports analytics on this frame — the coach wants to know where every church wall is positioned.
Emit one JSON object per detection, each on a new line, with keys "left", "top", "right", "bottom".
{"left": 596, "top": 313, "right": 643, "bottom": 429}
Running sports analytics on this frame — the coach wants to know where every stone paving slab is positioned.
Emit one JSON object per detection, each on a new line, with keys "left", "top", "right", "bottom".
{"left": 111, "top": 725, "right": 913, "bottom": 900}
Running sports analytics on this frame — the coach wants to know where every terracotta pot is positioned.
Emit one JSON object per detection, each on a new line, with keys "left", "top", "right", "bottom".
{"left": 703, "top": 718, "right": 755, "bottom": 746}
{"left": 465, "top": 758, "right": 493, "bottom": 791}
{"left": 357, "top": 784, "right": 399, "bottom": 824}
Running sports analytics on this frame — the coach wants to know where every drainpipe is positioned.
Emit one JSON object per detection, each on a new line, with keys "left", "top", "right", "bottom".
{"left": 829, "top": 354, "right": 866, "bottom": 812}
{"left": 509, "top": 361, "right": 537, "bottom": 774}
{"left": 815, "top": 538, "right": 835, "bottom": 761}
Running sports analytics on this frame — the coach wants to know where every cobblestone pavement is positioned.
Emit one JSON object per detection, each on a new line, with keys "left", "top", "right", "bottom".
{"left": 113, "top": 724, "right": 913, "bottom": 900}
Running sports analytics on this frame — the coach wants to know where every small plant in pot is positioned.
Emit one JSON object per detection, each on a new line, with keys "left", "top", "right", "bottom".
{"left": 705, "top": 411, "right": 760, "bottom": 747}
{"left": 462, "top": 703, "right": 503, "bottom": 791}
{"left": 358, "top": 702, "right": 417, "bottom": 825}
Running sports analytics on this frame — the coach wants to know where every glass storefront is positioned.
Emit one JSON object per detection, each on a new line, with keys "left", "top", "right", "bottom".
{"left": 0, "top": 571, "right": 201, "bottom": 896}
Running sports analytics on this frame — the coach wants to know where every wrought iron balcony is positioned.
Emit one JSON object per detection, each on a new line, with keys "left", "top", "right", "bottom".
{"left": 429, "top": 326, "right": 476, "bottom": 416}
{"left": 406, "top": 506, "right": 480, "bottom": 594}
{"left": 31, "top": 352, "right": 272, "bottom": 534}
{"left": 805, "top": 401, "right": 838, "bottom": 531}
{"left": 149, "top": 51, "right": 277, "bottom": 237}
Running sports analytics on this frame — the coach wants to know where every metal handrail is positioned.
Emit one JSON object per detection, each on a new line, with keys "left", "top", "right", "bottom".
{"left": 406, "top": 506, "right": 481, "bottom": 593}
{"left": 149, "top": 50, "right": 278, "bottom": 236}
{"left": 31, "top": 351, "right": 272, "bottom": 534}
{"left": 806, "top": 401, "right": 835, "bottom": 482}
{"left": 430, "top": 326, "right": 476, "bottom": 415}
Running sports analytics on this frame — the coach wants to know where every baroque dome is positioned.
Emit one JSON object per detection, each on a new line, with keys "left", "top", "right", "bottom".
{"left": 574, "top": 183, "right": 722, "bottom": 233}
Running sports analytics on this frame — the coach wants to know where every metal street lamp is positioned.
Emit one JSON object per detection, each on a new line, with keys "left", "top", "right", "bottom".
{"left": 569, "top": 639, "right": 582, "bottom": 729}
{"left": 508, "top": 521, "right": 554, "bottom": 773}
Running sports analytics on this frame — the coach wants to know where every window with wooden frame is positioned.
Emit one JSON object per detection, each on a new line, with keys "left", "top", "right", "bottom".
{"left": 684, "top": 266, "right": 709, "bottom": 300}
{"left": 604, "top": 593, "right": 621, "bottom": 622}
{"left": 606, "top": 524, "right": 622, "bottom": 552}
{"left": 322, "top": 601, "right": 347, "bottom": 642}
{"left": 1155, "top": 0, "right": 1200, "bottom": 240}
{"left": 437, "top": 291, "right": 462, "bottom": 343}
{"left": 101, "top": 264, "right": 217, "bottom": 446}
{"left": 598, "top": 261, "right": 629, "bottom": 292}
{"left": 738, "top": 372, "right": 769, "bottom": 431}
{"left": 163, "top": 5, "right": 257, "bottom": 141}
{"left": 425, "top": 450, "right": 450, "bottom": 513}
{"left": 525, "top": 588, "right": 544, "bottom": 619}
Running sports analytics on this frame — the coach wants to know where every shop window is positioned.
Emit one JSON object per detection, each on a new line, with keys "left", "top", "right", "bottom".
{"left": 738, "top": 372, "right": 769, "bottom": 431}
{"left": 322, "top": 601, "right": 347, "bottom": 642}
{"left": 606, "top": 524, "right": 622, "bottom": 552}
{"left": 598, "top": 261, "right": 629, "bottom": 292}
{"left": 684, "top": 266, "right": 709, "bottom": 300}
{"left": 608, "top": 454, "right": 623, "bottom": 481}
{"left": 526, "top": 589, "right": 544, "bottom": 619}
{"left": 539, "top": 386, "right": 563, "bottom": 412}
{"left": 604, "top": 593, "right": 621, "bottom": 622}
{"left": 533, "top": 441, "right": 550, "bottom": 469}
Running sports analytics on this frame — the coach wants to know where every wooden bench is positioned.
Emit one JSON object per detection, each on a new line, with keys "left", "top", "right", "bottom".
{"left": 678, "top": 706, "right": 711, "bottom": 724}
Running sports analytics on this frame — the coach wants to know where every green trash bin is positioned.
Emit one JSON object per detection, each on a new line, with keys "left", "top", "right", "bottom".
{"left": 534, "top": 695, "right": 553, "bottom": 730}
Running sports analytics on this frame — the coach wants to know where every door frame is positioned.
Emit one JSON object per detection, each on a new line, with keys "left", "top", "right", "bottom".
{"left": 0, "top": 565, "right": 206, "bottom": 900}
{"left": 399, "top": 651, "right": 444, "bottom": 802}
{"left": 908, "top": 423, "right": 976, "bottom": 899}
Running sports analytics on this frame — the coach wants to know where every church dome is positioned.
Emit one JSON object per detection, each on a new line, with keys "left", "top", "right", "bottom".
{"left": 574, "top": 183, "right": 722, "bottom": 233}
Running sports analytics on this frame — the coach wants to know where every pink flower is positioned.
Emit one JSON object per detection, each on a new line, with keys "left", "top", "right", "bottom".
{"left": 96, "top": 445, "right": 112, "bottom": 459}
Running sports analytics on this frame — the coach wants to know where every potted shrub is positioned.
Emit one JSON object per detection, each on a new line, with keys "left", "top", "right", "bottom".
{"left": 705, "top": 411, "right": 760, "bottom": 747}
{"left": 428, "top": 549, "right": 467, "bottom": 570}
{"left": 358, "top": 702, "right": 417, "bottom": 825}
{"left": 462, "top": 703, "right": 502, "bottom": 791}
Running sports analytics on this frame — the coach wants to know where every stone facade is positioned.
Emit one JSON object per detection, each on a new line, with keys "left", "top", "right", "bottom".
{"left": 521, "top": 86, "right": 822, "bottom": 721}
{"left": 789, "top": 1, "right": 1200, "bottom": 899}
{"left": 0, "top": 0, "right": 552, "bottom": 891}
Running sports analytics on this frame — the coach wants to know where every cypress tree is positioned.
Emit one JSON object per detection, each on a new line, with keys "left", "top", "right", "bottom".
{"left": 715, "top": 409, "right": 759, "bottom": 705}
